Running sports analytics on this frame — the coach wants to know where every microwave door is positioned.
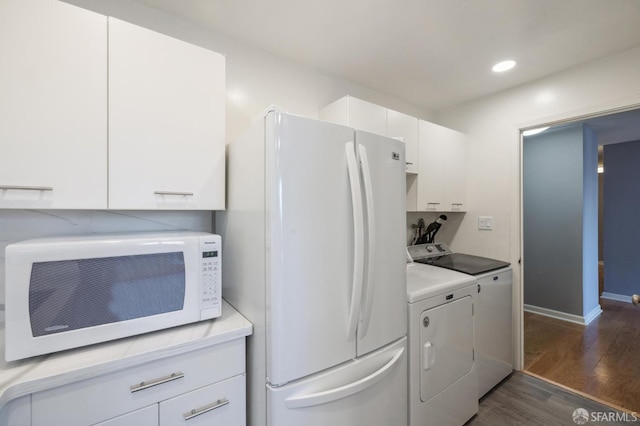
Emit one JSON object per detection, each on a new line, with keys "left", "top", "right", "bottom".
{"left": 4, "top": 232, "right": 220, "bottom": 362}
{"left": 27, "top": 253, "right": 186, "bottom": 337}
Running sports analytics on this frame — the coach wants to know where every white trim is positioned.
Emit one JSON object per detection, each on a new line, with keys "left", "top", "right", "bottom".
{"left": 524, "top": 304, "right": 602, "bottom": 326}
{"left": 583, "top": 305, "right": 603, "bottom": 325}
{"left": 601, "top": 292, "right": 634, "bottom": 303}
{"left": 515, "top": 127, "right": 524, "bottom": 371}
{"left": 515, "top": 97, "right": 640, "bottom": 131}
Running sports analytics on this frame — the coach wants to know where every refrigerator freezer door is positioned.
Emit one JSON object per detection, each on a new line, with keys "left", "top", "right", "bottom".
{"left": 356, "top": 131, "right": 408, "bottom": 356}
{"left": 266, "top": 113, "right": 359, "bottom": 386}
{"left": 268, "top": 337, "right": 407, "bottom": 426}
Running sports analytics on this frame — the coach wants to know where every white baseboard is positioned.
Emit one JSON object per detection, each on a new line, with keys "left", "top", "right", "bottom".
{"left": 583, "top": 305, "right": 603, "bottom": 325}
{"left": 524, "top": 304, "right": 602, "bottom": 326}
{"left": 601, "top": 292, "right": 634, "bottom": 303}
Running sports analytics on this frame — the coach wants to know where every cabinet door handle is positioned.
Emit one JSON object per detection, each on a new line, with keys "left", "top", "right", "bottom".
{"left": 154, "top": 191, "right": 194, "bottom": 196}
{"left": 183, "top": 398, "right": 229, "bottom": 420}
{"left": 129, "top": 371, "right": 184, "bottom": 393}
{"left": 405, "top": 162, "right": 414, "bottom": 165}
{"left": 0, "top": 185, "right": 53, "bottom": 191}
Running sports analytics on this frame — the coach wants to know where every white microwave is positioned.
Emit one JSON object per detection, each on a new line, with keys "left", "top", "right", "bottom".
{"left": 4, "top": 231, "right": 221, "bottom": 361}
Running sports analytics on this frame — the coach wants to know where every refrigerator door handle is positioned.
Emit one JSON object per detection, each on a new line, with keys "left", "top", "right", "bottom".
{"left": 357, "top": 144, "right": 376, "bottom": 338}
{"left": 284, "top": 347, "right": 405, "bottom": 409}
{"left": 345, "top": 142, "right": 365, "bottom": 341}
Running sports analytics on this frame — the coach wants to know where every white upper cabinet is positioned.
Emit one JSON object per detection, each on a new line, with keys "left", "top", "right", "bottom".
{"left": 0, "top": 0, "right": 225, "bottom": 211}
{"left": 387, "top": 109, "right": 419, "bottom": 174}
{"left": 319, "top": 96, "right": 387, "bottom": 136}
{"left": 319, "top": 96, "right": 469, "bottom": 212}
{"left": 416, "top": 120, "right": 467, "bottom": 212}
{"left": 0, "top": 0, "right": 108, "bottom": 209}
{"left": 108, "top": 18, "right": 225, "bottom": 210}
{"left": 320, "top": 96, "right": 419, "bottom": 173}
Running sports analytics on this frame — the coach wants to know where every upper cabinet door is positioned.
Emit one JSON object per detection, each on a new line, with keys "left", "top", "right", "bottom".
{"left": 319, "top": 96, "right": 387, "bottom": 136}
{"left": 387, "top": 109, "right": 418, "bottom": 174}
{"left": 417, "top": 120, "right": 467, "bottom": 212}
{"left": 108, "top": 18, "right": 226, "bottom": 210}
{"left": 0, "top": 0, "right": 107, "bottom": 209}
{"left": 346, "top": 97, "right": 387, "bottom": 136}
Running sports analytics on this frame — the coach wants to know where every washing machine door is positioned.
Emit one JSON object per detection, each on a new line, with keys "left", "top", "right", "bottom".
{"left": 420, "top": 295, "right": 474, "bottom": 402}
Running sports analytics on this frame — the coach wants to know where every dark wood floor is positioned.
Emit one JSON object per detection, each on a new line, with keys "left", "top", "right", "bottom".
{"left": 524, "top": 299, "right": 640, "bottom": 414}
{"left": 467, "top": 372, "right": 639, "bottom": 425}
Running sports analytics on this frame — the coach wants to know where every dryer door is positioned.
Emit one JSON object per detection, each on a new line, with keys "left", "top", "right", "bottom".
{"left": 420, "top": 296, "right": 474, "bottom": 402}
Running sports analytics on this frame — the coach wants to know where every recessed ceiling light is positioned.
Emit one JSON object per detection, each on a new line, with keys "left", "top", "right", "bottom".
{"left": 522, "top": 127, "right": 549, "bottom": 136}
{"left": 492, "top": 60, "right": 516, "bottom": 73}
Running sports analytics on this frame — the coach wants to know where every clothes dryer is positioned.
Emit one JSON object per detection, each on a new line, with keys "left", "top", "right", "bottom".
{"left": 408, "top": 243, "right": 513, "bottom": 398}
{"left": 406, "top": 262, "right": 478, "bottom": 426}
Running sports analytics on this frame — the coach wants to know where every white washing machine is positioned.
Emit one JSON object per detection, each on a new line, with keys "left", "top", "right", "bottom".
{"left": 408, "top": 242, "right": 513, "bottom": 398}
{"left": 406, "top": 260, "right": 479, "bottom": 426}
{"left": 472, "top": 268, "right": 513, "bottom": 397}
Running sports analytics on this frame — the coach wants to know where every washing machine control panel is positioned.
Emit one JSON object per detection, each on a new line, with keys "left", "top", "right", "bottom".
{"left": 407, "top": 243, "right": 453, "bottom": 261}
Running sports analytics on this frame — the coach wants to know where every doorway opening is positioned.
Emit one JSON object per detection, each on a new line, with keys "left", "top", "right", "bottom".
{"left": 521, "top": 108, "right": 640, "bottom": 413}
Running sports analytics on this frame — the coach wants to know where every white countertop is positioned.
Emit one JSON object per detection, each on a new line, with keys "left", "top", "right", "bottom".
{"left": 0, "top": 300, "right": 252, "bottom": 411}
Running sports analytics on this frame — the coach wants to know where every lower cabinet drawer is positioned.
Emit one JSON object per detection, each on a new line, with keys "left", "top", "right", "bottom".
{"left": 160, "top": 374, "right": 246, "bottom": 426}
{"left": 32, "top": 339, "right": 245, "bottom": 426}
{"left": 95, "top": 405, "right": 158, "bottom": 426}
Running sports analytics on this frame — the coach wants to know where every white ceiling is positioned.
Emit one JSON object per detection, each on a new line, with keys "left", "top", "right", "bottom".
{"left": 132, "top": 0, "right": 640, "bottom": 111}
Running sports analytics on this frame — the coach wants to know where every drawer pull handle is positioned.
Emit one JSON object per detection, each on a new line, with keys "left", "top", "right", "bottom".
{"left": 183, "top": 398, "right": 230, "bottom": 420}
{"left": 0, "top": 185, "right": 53, "bottom": 191}
{"left": 154, "top": 191, "right": 194, "bottom": 196}
{"left": 130, "top": 371, "right": 184, "bottom": 393}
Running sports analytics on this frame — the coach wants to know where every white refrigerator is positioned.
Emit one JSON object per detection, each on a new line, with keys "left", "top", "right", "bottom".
{"left": 217, "top": 110, "right": 407, "bottom": 426}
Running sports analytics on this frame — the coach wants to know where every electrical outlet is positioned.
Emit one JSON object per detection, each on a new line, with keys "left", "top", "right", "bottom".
{"left": 478, "top": 216, "right": 493, "bottom": 230}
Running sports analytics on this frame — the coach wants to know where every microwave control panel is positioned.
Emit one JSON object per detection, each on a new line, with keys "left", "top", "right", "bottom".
{"left": 199, "top": 234, "right": 222, "bottom": 319}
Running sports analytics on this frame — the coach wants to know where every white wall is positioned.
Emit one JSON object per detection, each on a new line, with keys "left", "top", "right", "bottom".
{"left": 436, "top": 46, "right": 640, "bottom": 368}
{"left": 437, "top": 46, "right": 640, "bottom": 262}
{"left": 62, "top": 0, "right": 434, "bottom": 143}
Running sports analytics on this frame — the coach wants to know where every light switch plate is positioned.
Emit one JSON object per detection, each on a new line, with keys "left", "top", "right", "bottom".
{"left": 478, "top": 216, "right": 493, "bottom": 230}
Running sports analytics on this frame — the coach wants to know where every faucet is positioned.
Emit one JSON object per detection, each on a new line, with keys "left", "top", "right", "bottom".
{"left": 633, "top": 295, "right": 640, "bottom": 306}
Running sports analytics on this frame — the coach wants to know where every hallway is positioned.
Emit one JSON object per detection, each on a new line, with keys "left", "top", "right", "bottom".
{"left": 524, "top": 298, "right": 640, "bottom": 413}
